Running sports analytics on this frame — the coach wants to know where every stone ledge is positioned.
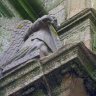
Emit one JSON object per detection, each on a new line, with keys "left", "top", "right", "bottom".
{"left": 0, "top": 42, "right": 96, "bottom": 96}
{"left": 58, "top": 8, "right": 96, "bottom": 34}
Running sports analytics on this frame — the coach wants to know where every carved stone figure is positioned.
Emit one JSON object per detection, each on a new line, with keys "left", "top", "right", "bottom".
{"left": 0, "top": 15, "right": 62, "bottom": 75}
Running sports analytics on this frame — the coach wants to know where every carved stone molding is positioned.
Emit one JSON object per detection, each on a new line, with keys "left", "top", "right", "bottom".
{"left": 0, "top": 42, "right": 96, "bottom": 96}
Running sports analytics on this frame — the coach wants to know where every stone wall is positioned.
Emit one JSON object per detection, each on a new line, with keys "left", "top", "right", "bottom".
{"left": 59, "top": 19, "right": 92, "bottom": 50}
{"left": 42, "top": 0, "right": 67, "bottom": 24}
{"left": 41, "top": 0, "right": 92, "bottom": 25}
{"left": 0, "top": 0, "right": 22, "bottom": 54}
{"left": 67, "top": 0, "right": 91, "bottom": 18}
{"left": 1, "top": 0, "right": 96, "bottom": 53}
{"left": 0, "top": 18, "right": 21, "bottom": 54}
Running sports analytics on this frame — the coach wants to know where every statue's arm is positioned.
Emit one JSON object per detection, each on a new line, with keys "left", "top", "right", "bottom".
{"left": 25, "top": 18, "right": 44, "bottom": 38}
{"left": 26, "top": 15, "right": 58, "bottom": 37}
{"left": 30, "top": 15, "right": 51, "bottom": 31}
{"left": 23, "top": 19, "right": 42, "bottom": 40}
{"left": 30, "top": 18, "right": 43, "bottom": 32}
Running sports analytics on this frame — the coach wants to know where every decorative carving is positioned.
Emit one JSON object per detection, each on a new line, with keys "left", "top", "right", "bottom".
{"left": 42, "top": 47, "right": 78, "bottom": 73}
{"left": 0, "top": 15, "right": 62, "bottom": 75}
{"left": 60, "top": 19, "right": 91, "bottom": 46}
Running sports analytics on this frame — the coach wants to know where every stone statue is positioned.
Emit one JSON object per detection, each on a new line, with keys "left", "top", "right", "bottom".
{"left": 0, "top": 15, "right": 62, "bottom": 75}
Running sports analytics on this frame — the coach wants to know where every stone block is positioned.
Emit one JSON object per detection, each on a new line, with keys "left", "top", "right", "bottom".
{"left": 67, "top": 0, "right": 91, "bottom": 18}
{"left": 58, "top": 8, "right": 96, "bottom": 51}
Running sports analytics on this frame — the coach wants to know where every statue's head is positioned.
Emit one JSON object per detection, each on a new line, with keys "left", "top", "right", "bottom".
{"left": 39, "top": 15, "right": 59, "bottom": 29}
{"left": 48, "top": 15, "right": 60, "bottom": 28}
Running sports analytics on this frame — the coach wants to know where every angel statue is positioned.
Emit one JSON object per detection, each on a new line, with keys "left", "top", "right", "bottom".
{"left": 0, "top": 15, "right": 62, "bottom": 75}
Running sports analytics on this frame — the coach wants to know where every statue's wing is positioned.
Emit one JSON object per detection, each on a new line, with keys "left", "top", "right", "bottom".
{"left": 0, "top": 20, "right": 33, "bottom": 68}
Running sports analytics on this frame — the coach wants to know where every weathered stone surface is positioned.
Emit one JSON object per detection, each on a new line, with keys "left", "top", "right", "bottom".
{"left": 48, "top": 0, "right": 67, "bottom": 24}
{"left": 0, "top": 18, "right": 21, "bottom": 54}
{"left": 0, "top": 42, "right": 96, "bottom": 96}
{"left": 0, "top": 15, "right": 62, "bottom": 75}
{"left": 1, "top": 4, "right": 96, "bottom": 96}
{"left": 58, "top": 8, "right": 96, "bottom": 51}
{"left": 57, "top": 74, "right": 88, "bottom": 96}
{"left": 60, "top": 19, "right": 92, "bottom": 49}
{"left": 67, "top": 0, "right": 91, "bottom": 18}
{"left": 92, "top": 0, "right": 96, "bottom": 9}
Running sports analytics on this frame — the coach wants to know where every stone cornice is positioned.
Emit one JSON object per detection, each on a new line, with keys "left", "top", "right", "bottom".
{"left": 58, "top": 8, "right": 96, "bottom": 35}
{"left": 0, "top": 42, "right": 96, "bottom": 95}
